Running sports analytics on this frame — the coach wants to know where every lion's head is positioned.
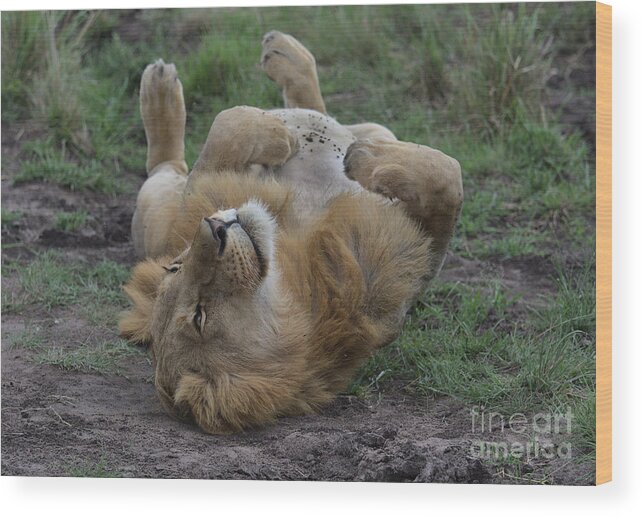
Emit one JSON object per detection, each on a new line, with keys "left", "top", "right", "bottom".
{"left": 120, "top": 200, "right": 286, "bottom": 432}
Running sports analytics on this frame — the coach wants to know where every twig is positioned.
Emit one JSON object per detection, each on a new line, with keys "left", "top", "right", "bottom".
{"left": 48, "top": 406, "right": 72, "bottom": 427}
{"left": 20, "top": 405, "right": 72, "bottom": 427}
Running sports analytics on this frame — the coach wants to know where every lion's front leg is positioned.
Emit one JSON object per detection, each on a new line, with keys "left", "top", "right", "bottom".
{"left": 260, "top": 31, "right": 326, "bottom": 114}
{"left": 189, "top": 106, "right": 298, "bottom": 180}
{"left": 344, "top": 138, "right": 463, "bottom": 279}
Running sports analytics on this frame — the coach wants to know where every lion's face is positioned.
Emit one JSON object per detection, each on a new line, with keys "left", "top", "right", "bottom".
{"left": 121, "top": 201, "right": 280, "bottom": 428}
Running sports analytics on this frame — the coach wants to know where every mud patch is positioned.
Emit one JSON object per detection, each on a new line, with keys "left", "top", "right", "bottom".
{"left": 1, "top": 180, "right": 137, "bottom": 250}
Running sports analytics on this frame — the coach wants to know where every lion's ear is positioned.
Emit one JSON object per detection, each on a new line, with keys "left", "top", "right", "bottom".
{"left": 119, "top": 258, "right": 169, "bottom": 346}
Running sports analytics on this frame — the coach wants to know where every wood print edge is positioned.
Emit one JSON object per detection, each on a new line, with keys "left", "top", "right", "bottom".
{"left": 595, "top": 0, "right": 612, "bottom": 486}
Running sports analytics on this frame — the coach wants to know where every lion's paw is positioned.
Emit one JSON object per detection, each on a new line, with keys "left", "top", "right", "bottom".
{"left": 344, "top": 139, "right": 463, "bottom": 216}
{"left": 260, "top": 31, "right": 317, "bottom": 87}
{"left": 370, "top": 166, "right": 419, "bottom": 204}
{"left": 140, "top": 59, "right": 187, "bottom": 173}
{"left": 140, "top": 59, "right": 186, "bottom": 125}
{"left": 260, "top": 31, "right": 326, "bottom": 112}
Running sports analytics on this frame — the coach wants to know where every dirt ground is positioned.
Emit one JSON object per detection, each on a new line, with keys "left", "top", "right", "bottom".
{"left": 0, "top": 137, "right": 592, "bottom": 483}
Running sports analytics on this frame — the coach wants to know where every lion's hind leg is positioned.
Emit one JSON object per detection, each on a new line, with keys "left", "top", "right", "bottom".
{"left": 140, "top": 59, "right": 188, "bottom": 176}
{"left": 260, "top": 31, "right": 326, "bottom": 114}
{"left": 133, "top": 60, "right": 189, "bottom": 258}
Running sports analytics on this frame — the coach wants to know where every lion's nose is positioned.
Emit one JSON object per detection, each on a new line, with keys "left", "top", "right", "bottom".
{"left": 205, "top": 217, "right": 226, "bottom": 238}
{"left": 202, "top": 215, "right": 237, "bottom": 255}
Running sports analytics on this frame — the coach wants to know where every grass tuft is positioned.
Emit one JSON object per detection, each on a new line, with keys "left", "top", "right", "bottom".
{"left": 8, "top": 328, "right": 44, "bottom": 350}
{"left": 446, "top": 4, "right": 554, "bottom": 136}
{"left": 35, "top": 338, "right": 143, "bottom": 374}
{"left": 1, "top": 11, "right": 47, "bottom": 122}
{"left": 55, "top": 211, "right": 89, "bottom": 232}
{"left": 1, "top": 209, "right": 23, "bottom": 227}
{"left": 28, "top": 12, "right": 99, "bottom": 153}
{"left": 15, "top": 138, "right": 126, "bottom": 194}
{"left": 66, "top": 458, "right": 123, "bottom": 478}
{"left": 2, "top": 251, "right": 130, "bottom": 318}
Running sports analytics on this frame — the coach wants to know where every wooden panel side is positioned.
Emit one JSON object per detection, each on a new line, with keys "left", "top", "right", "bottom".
{"left": 595, "top": 1, "right": 612, "bottom": 486}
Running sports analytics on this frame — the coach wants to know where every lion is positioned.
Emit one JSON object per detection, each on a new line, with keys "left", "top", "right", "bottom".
{"left": 119, "top": 31, "right": 463, "bottom": 434}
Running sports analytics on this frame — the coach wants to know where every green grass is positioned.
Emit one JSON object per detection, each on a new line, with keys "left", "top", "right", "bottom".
{"left": 352, "top": 261, "right": 596, "bottom": 455}
{"left": 35, "top": 338, "right": 143, "bottom": 374}
{"left": 55, "top": 211, "right": 89, "bottom": 232}
{"left": 66, "top": 458, "right": 122, "bottom": 478}
{"left": 15, "top": 138, "right": 127, "bottom": 194}
{"left": 1, "top": 209, "right": 22, "bottom": 226}
{"left": 1, "top": 11, "right": 48, "bottom": 123}
{"left": 446, "top": 5, "right": 555, "bottom": 136}
{"left": 7, "top": 328, "right": 44, "bottom": 350}
{"left": 6, "top": 323, "right": 143, "bottom": 376}
{"left": 466, "top": 226, "right": 547, "bottom": 260}
{"left": 3, "top": 12, "right": 137, "bottom": 193}
{"left": 2, "top": 251, "right": 129, "bottom": 322}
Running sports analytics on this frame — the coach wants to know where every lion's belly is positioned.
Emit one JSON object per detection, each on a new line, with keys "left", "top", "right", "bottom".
{"left": 268, "top": 109, "right": 363, "bottom": 214}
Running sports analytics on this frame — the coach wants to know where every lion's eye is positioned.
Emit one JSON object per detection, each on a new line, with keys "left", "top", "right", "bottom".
{"left": 193, "top": 304, "right": 205, "bottom": 332}
{"left": 163, "top": 263, "right": 181, "bottom": 273}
